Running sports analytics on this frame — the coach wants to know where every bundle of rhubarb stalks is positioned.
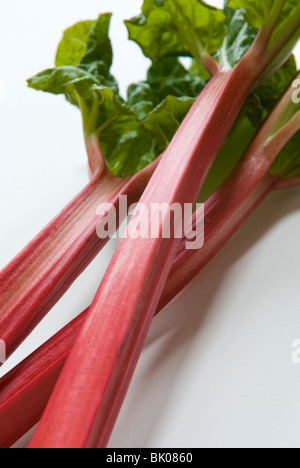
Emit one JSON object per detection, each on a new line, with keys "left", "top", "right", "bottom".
{"left": 0, "top": 0, "right": 300, "bottom": 448}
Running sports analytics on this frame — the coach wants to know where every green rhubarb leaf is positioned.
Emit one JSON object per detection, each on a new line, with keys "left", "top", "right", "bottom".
{"left": 28, "top": 68, "right": 156, "bottom": 176}
{"left": 97, "top": 93, "right": 197, "bottom": 175}
{"left": 28, "top": 17, "right": 201, "bottom": 178}
{"left": 55, "top": 20, "right": 96, "bottom": 67}
{"left": 125, "top": 0, "right": 226, "bottom": 63}
{"left": 270, "top": 130, "right": 300, "bottom": 178}
{"left": 80, "top": 13, "right": 113, "bottom": 68}
{"left": 228, "top": 0, "right": 273, "bottom": 29}
{"left": 146, "top": 58, "right": 205, "bottom": 103}
{"left": 219, "top": 7, "right": 257, "bottom": 68}
{"left": 127, "top": 82, "right": 156, "bottom": 121}
{"left": 30, "top": 14, "right": 119, "bottom": 107}
{"left": 228, "top": 0, "right": 299, "bottom": 29}
{"left": 55, "top": 14, "right": 113, "bottom": 69}
{"left": 79, "top": 88, "right": 196, "bottom": 176}
{"left": 84, "top": 87, "right": 158, "bottom": 176}
{"left": 28, "top": 63, "right": 199, "bottom": 177}
{"left": 127, "top": 58, "right": 205, "bottom": 135}
{"left": 27, "top": 8, "right": 299, "bottom": 183}
{"left": 28, "top": 66, "right": 97, "bottom": 105}
{"left": 144, "top": 95, "right": 195, "bottom": 152}
{"left": 27, "top": 65, "right": 118, "bottom": 107}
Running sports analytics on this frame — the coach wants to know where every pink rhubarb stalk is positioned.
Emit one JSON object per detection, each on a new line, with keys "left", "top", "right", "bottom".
{"left": 2, "top": 79, "right": 300, "bottom": 447}
{"left": 0, "top": 312, "right": 86, "bottom": 449}
{"left": 28, "top": 47, "right": 294, "bottom": 448}
{"left": 1, "top": 6, "right": 299, "bottom": 362}
{"left": 0, "top": 146, "right": 159, "bottom": 359}
{"left": 1, "top": 174, "right": 298, "bottom": 449}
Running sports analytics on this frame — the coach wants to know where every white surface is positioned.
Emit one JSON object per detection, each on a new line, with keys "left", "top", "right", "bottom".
{"left": 0, "top": 0, "right": 300, "bottom": 449}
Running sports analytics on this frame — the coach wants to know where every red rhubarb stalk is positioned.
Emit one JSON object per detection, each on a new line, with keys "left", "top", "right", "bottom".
{"left": 0, "top": 147, "right": 159, "bottom": 359}
{"left": 2, "top": 80, "right": 300, "bottom": 448}
{"left": 28, "top": 63, "right": 258, "bottom": 448}
{"left": 1, "top": 2, "right": 299, "bottom": 362}
{"left": 0, "top": 312, "right": 86, "bottom": 449}
{"left": 1, "top": 174, "right": 298, "bottom": 449}
{"left": 28, "top": 55, "right": 300, "bottom": 447}
{"left": 0, "top": 58, "right": 250, "bottom": 362}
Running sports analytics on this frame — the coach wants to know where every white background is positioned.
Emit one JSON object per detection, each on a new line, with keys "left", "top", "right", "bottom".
{"left": 0, "top": 0, "right": 300, "bottom": 449}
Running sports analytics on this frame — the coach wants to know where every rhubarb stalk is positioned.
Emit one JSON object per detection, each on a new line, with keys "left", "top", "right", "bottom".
{"left": 28, "top": 67, "right": 257, "bottom": 449}
{"left": 1, "top": 2, "right": 299, "bottom": 361}
{"left": 1, "top": 175, "right": 298, "bottom": 449}
{"left": 28, "top": 31, "right": 300, "bottom": 447}
{"left": 0, "top": 146, "right": 159, "bottom": 359}
{"left": 2, "top": 79, "right": 300, "bottom": 449}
